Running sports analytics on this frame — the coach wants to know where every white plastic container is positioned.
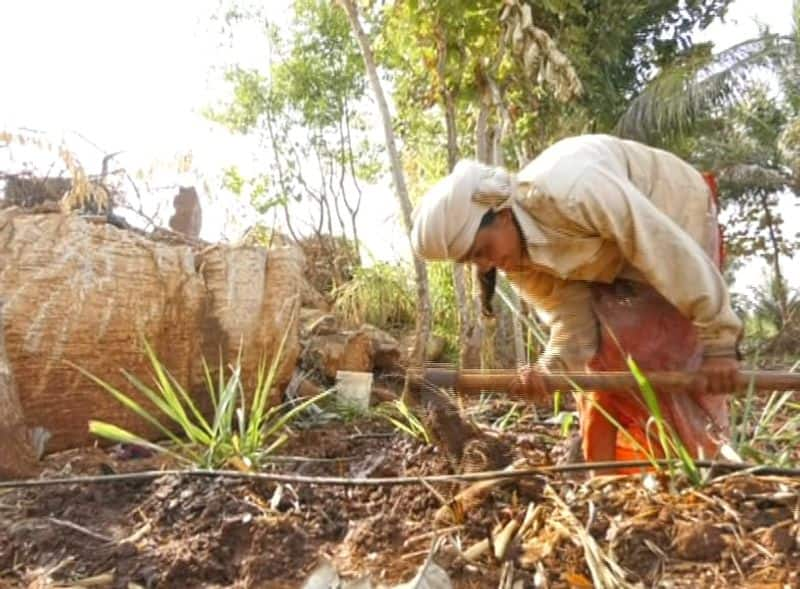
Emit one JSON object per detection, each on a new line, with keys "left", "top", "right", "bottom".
{"left": 334, "top": 370, "right": 373, "bottom": 411}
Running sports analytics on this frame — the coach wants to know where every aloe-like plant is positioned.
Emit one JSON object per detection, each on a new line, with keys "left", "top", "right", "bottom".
{"left": 375, "top": 398, "right": 431, "bottom": 444}
{"left": 71, "top": 330, "right": 328, "bottom": 470}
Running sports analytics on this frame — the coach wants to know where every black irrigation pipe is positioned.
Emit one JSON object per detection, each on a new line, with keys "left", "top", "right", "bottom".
{"left": 2, "top": 460, "right": 800, "bottom": 490}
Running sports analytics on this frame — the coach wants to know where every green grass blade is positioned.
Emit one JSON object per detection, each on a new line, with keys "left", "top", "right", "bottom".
{"left": 263, "top": 391, "right": 331, "bottom": 443}
{"left": 140, "top": 341, "right": 213, "bottom": 445}
{"left": 212, "top": 365, "right": 241, "bottom": 439}
{"left": 260, "top": 432, "right": 289, "bottom": 457}
{"left": 247, "top": 357, "right": 270, "bottom": 449}
{"left": 164, "top": 367, "right": 213, "bottom": 441}
{"left": 88, "top": 420, "right": 195, "bottom": 464}
{"left": 121, "top": 367, "right": 210, "bottom": 447}
{"left": 200, "top": 353, "right": 218, "bottom": 410}
{"left": 383, "top": 416, "right": 421, "bottom": 439}
{"left": 627, "top": 356, "right": 700, "bottom": 485}
{"left": 141, "top": 340, "right": 193, "bottom": 428}
{"left": 250, "top": 304, "right": 297, "bottom": 448}
{"left": 121, "top": 370, "right": 183, "bottom": 426}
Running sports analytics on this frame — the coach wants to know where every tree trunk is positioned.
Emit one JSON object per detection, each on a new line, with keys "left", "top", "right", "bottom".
{"left": 453, "top": 263, "right": 481, "bottom": 368}
{"left": 476, "top": 94, "right": 491, "bottom": 163}
{"left": 339, "top": 0, "right": 431, "bottom": 365}
{"left": 504, "top": 281, "right": 527, "bottom": 366}
{"left": 0, "top": 302, "right": 38, "bottom": 479}
{"left": 438, "top": 47, "right": 460, "bottom": 172}
{"left": 491, "top": 131, "right": 526, "bottom": 366}
{"left": 436, "top": 52, "right": 482, "bottom": 368}
{"left": 759, "top": 191, "right": 788, "bottom": 324}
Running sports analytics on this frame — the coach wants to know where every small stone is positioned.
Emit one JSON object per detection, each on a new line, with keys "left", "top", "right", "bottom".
{"left": 761, "top": 521, "right": 795, "bottom": 555}
{"left": 115, "top": 541, "right": 137, "bottom": 558}
{"left": 673, "top": 521, "right": 728, "bottom": 561}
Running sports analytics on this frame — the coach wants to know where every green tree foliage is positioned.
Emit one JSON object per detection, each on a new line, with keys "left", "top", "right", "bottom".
{"left": 208, "top": 0, "right": 380, "bottom": 254}
{"left": 208, "top": 1, "right": 796, "bottom": 365}
{"left": 372, "top": 0, "right": 731, "bottom": 366}
{"left": 381, "top": 0, "right": 731, "bottom": 175}
{"left": 691, "top": 86, "right": 798, "bottom": 263}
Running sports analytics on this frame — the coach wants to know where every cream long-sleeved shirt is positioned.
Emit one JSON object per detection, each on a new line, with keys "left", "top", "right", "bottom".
{"left": 503, "top": 134, "right": 742, "bottom": 370}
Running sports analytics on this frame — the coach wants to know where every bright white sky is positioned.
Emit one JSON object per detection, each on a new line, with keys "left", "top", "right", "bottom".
{"left": 0, "top": 0, "right": 796, "bottom": 292}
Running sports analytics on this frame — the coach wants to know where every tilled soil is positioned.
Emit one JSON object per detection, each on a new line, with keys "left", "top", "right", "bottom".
{"left": 1, "top": 414, "right": 800, "bottom": 588}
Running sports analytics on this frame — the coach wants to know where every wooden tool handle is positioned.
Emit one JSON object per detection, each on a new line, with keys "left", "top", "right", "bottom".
{"left": 448, "top": 369, "right": 800, "bottom": 395}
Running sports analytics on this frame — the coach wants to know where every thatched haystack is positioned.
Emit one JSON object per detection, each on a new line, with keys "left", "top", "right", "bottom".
{"left": 0, "top": 209, "right": 303, "bottom": 452}
{"left": 0, "top": 302, "right": 39, "bottom": 478}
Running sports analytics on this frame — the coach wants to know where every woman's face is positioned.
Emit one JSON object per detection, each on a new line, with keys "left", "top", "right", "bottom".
{"left": 462, "top": 209, "right": 526, "bottom": 273}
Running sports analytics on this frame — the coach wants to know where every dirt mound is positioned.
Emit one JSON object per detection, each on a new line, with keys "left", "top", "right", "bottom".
{"left": 2, "top": 416, "right": 800, "bottom": 588}
{"left": 0, "top": 423, "right": 454, "bottom": 588}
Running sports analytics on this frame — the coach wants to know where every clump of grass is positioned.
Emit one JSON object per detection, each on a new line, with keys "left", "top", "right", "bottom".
{"left": 333, "top": 261, "right": 415, "bottom": 330}
{"left": 730, "top": 359, "right": 800, "bottom": 466}
{"left": 375, "top": 399, "right": 431, "bottom": 444}
{"left": 493, "top": 402, "right": 522, "bottom": 431}
{"left": 72, "top": 331, "right": 328, "bottom": 470}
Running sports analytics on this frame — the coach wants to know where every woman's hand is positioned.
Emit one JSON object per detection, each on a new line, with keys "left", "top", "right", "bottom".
{"left": 697, "top": 355, "right": 740, "bottom": 395}
{"left": 510, "top": 365, "right": 550, "bottom": 403}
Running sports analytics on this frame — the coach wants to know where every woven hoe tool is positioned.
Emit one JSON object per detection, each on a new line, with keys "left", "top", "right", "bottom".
{"left": 407, "top": 365, "right": 800, "bottom": 396}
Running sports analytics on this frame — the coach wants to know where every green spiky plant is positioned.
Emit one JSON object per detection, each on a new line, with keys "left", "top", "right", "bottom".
{"left": 493, "top": 402, "right": 522, "bottom": 432}
{"left": 71, "top": 327, "right": 328, "bottom": 470}
{"left": 375, "top": 398, "right": 432, "bottom": 444}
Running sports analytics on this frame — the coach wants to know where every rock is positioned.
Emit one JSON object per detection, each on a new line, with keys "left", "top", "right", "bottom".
{"left": 401, "top": 333, "right": 448, "bottom": 363}
{"left": 299, "top": 276, "right": 329, "bottom": 311}
{"left": 299, "top": 309, "right": 339, "bottom": 337}
{"left": 168, "top": 186, "right": 202, "bottom": 238}
{"left": 359, "top": 324, "right": 403, "bottom": 370}
{"left": 761, "top": 521, "right": 795, "bottom": 555}
{"left": 0, "top": 210, "right": 301, "bottom": 451}
{"left": 0, "top": 302, "right": 39, "bottom": 479}
{"left": 305, "top": 331, "right": 374, "bottom": 380}
{"left": 3, "top": 176, "right": 71, "bottom": 208}
{"left": 297, "top": 235, "right": 358, "bottom": 295}
{"left": 302, "top": 323, "right": 404, "bottom": 380}
{"left": 672, "top": 521, "right": 728, "bottom": 561}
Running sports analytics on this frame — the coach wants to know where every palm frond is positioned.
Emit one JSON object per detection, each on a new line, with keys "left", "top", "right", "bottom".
{"left": 617, "top": 34, "right": 796, "bottom": 142}
{"left": 718, "top": 163, "right": 792, "bottom": 191}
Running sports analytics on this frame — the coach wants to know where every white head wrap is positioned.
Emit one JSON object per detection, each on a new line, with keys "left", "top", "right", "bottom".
{"left": 410, "top": 160, "right": 517, "bottom": 261}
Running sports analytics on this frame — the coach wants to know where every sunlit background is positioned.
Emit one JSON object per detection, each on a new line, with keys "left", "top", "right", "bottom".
{"left": 0, "top": 0, "right": 796, "bottom": 292}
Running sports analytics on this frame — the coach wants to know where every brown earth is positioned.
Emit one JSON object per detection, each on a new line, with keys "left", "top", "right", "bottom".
{"left": 1, "top": 407, "right": 800, "bottom": 588}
